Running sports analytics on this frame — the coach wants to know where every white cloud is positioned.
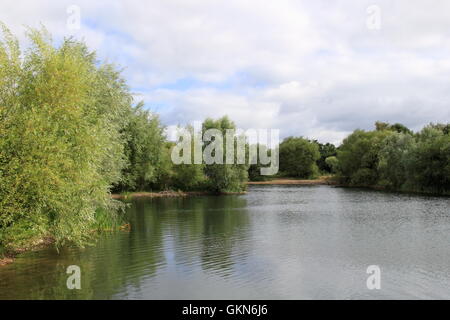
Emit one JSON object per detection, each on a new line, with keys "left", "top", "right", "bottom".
{"left": 1, "top": 0, "right": 450, "bottom": 144}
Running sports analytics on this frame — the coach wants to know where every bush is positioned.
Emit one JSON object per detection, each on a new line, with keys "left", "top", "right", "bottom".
{"left": 279, "top": 137, "right": 320, "bottom": 178}
{"left": 336, "top": 129, "right": 392, "bottom": 185}
{"left": 325, "top": 156, "right": 339, "bottom": 174}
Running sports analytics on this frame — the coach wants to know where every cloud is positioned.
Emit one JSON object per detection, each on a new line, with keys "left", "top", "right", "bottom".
{"left": 1, "top": 0, "right": 450, "bottom": 144}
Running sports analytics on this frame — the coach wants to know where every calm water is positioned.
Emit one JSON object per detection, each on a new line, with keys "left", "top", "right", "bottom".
{"left": 1, "top": 185, "right": 450, "bottom": 299}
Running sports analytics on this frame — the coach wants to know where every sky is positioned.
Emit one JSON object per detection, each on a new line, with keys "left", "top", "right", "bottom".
{"left": 1, "top": 0, "right": 450, "bottom": 144}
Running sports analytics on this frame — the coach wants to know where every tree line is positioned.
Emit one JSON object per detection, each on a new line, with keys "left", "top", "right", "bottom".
{"left": 335, "top": 121, "right": 450, "bottom": 194}
{"left": 1, "top": 26, "right": 449, "bottom": 252}
{"left": 251, "top": 121, "right": 450, "bottom": 196}
{"left": 0, "top": 26, "right": 249, "bottom": 251}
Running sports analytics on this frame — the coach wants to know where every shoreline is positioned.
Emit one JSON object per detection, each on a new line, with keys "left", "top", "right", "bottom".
{"left": 0, "top": 237, "right": 54, "bottom": 267}
{"left": 111, "top": 190, "right": 247, "bottom": 200}
{"left": 247, "top": 177, "right": 336, "bottom": 185}
{"left": 110, "top": 179, "right": 338, "bottom": 200}
{"left": 112, "top": 179, "right": 337, "bottom": 200}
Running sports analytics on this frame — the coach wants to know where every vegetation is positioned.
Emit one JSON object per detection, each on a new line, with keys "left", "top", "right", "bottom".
{"left": 336, "top": 129, "right": 392, "bottom": 185}
{"left": 0, "top": 26, "right": 249, "bottom": 252}
{"left": 0, "top": 25, "right": 131, "bottom": 250}
{"left": 279, "top": 137, "right": 320, "bottom": 178}
{"left": 201, "top": 117, "right": 249, "bottom": 193}
{"left": 1, "top": 24, "right": 449, "bottom": 256}
{"left": 113, "top": 102, "right": 166, "bottom": 192}
{"left": 334, "top": 122, "right": 450, "bottom": 194}
{"left": 315, "top": 142, "right": 337, "bottom": 173}
{"left": 248, "top": 144, "right": 273, "bottom": 181}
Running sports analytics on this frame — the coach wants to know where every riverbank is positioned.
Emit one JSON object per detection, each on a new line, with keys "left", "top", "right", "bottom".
{"left": 0, "top": 237, "right": 54, "bottom": 267}
{"left": 110, "top": 180, "right": 341, "bottom": 200}
{"left": 247, "top": 176, "right": 336, "bottom": 185}
{"left": 111, "top": 179, "right": 337, "bottom": 200}
{"left": 111, "top": 190, "right": 247, "bottom": 200}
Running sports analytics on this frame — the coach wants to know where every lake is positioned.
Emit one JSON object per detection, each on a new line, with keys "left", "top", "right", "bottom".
{"left": 1, "top": 185, "right": 449, "bottom": 299}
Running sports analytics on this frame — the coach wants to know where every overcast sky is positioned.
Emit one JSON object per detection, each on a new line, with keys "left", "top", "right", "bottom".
{"left": 1, "top": 0, "right": 450, "bottom": 144}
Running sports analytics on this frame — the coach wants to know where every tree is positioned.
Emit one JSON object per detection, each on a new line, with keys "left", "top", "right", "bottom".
{"left": 325, "top": 156, "right": 339, "bottom": 174}
{"left": 279, "top": 137, "right": 320, "bottom": 178}
{"left": 170, "top": 126, "right": 206, "bottom": 191}
{"left": 336, "top": 128, "right": 393, "bottom": 185}
{"left": 375, "top": 121, "right": 412, "bottom": 135}
{"left": 202, "top": 116, "right": 248, "bottom": 193}
{"left": 247, "top": 144, "right": 274, "bottom": 181}
{"left": 405, "top": 125, "right": 450, "bottom": 193}
{"left": 116, "top": 102, "right": 166, "bottom": 192}
{"left": 377, "top": 132, "right": 414, "bottom": 189}
{"left": 0, "top": 25, "right": 132, "bottom": 249}
{"left": 315, "top": 142, "right": 337, "bottom": 173}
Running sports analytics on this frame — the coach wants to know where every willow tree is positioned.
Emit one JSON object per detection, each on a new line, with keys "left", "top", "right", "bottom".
{"left": 0, "top": 24, "right": 132, "bottom": 249}
{"left": 202, "top": 117, "right": 248, "bottom": 193}
{"left": 116, "top": 102, "right": 167, "bottom": 192}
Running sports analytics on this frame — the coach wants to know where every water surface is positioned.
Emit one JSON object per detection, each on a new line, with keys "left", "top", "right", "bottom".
{"left": 1, "top": 185, "right": 449, "bottom": 299}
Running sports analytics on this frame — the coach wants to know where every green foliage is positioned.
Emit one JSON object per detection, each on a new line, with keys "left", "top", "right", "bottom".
{"left": 336, "top": 122, "right": 450, "bottom": 194}
{"left": 325, "top": 156, "right": 339, "bottom": 174}
{"left": 248, "top": 144, "right": 273, "bottom": 181}
{"left": 171, "top": 162, "right": 206, "bottom": 191}
{"left": 279, "top": 137, "right": 320, "bottom": 178}
{"left": 169, "top": 130, "right": 207, "bottom": 191}
{"left": 116, "top": 102, "right": 166, "bottom": 192}
{"left": 0, "top": 25, "right": 130, "bottom": 249}
{"left": 377, "top": 132, "right": 414, "bottom": 189}
{"left": 202, "top": 116, "right": 248, "bottom": 193}
{"left": 375, "top": 121, "right": 413, "bottom": 134}
{"left": 336, "top": 129, "right": 393, "bottom": 185}
{"left": 405, "top": 125, "right": 450, "bottom": 193}
{"left": 315, "top": 142, "right": 337, "bottom": 173}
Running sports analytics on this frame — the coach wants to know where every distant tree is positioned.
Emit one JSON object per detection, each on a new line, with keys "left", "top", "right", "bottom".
{"left": 279, "top": 137, "right": 320, "bottom": 178}
{"left": 336, "top": 121, "right": 450, "bottom": 194}
{"left": 375, "top": 121, "right": 412, "bottom": 135}
{"left": 315, "top": 142, "right": 337, "bottom": 173}
{"left": 375, "top": 121, "right": 390, "bottom": 131}
{"left": 169, "top": 126, "right": 206, "bottom": 191}
{"left": 325, "top": 156, "right": 339, "bottom": 174}
{"left": 428, "top": 123, "right": 450, "bottom": 135}
{"left": 405, "top": 125, "right": 450, "bottom": 193}
{"left": 247, "top": 144, "right": 273, "bottom": 181}
{"left": 377, "top": 132, "right": 415, "bottom": 189}
{"left": 202, "top": 116, "right": 248, "bottom": 193}
{"left": 116, "top": 102, "right": 166, "bottom": 192}
{"left": 336, "top": 129, "right": 393, "bottom": 185}
{"left": 390, "top": 123, "right": 413, "bottom": 135}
